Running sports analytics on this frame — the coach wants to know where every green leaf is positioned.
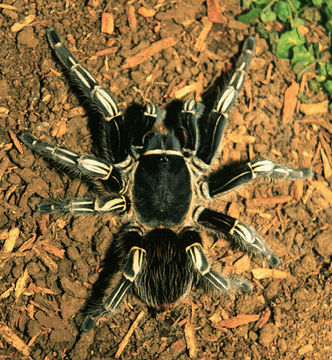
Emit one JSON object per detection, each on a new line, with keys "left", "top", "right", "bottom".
{"left": 276, "top": 29, "right": 306, "bottom": 59}
{"left": 237, "top": 8, "right": 261, "bottom": 24}
{"left": 312, "top": 0, "right": 323, "bottom": 5}
{"left": 242, "top": 0, "right": 253, "bottom": 7}
{"left": 308, "top": 80, "right": 319, "bottom": 91}
{"left": 288, "top": 0, "right": 301, "bottom": 11}
{"left": 323, "top": 80, "right": 332, "bottom": 94}
{"left": 276, "top": 1, "right": 291, "bottom": 22}
{"left": 291, "top": 45, "right": 315, "bottom": 65}
{"left": 260, "top": 8, "right": 277, "bottom": 22}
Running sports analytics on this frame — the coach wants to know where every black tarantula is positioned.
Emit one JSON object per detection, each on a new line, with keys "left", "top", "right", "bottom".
{"left": 18, "top": 27, "right": 313, "bottom": 332}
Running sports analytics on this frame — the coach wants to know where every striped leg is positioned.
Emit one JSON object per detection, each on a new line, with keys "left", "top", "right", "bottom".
{"left": 81, "top": 241, "right": 145, "bottom": 332}
{"left": 131, "top": 102, "right": 158, "bottom": 157}
{"left": 196, "top": 36, "right": 256, "bottom": 166}
{"left": 37, "top": 195, "right": 126, "bottom": 215}
{"left": 46, "top": 27, "right": 128, "bottom": 163}
{"left": 184, "top": 230, "right": 251, "bottom": 293}
{"left": 206, "top": 159, "right": 314, "bottom": 198}
{"left": 180, "top": 100, "right": 204, "bottom": 157}
{"left": 18, "top": 131, "right": 123, "bottom": 192}
{"left": 195, "top": 207, "right": 281, "bottom": 268}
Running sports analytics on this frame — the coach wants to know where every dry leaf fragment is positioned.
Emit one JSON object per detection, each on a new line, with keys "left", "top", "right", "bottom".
{"left": 207, "top": 0, "right": 225, "bottom": 23}
{"left": 252, "top": 268, "right": 288, "bottom": 280}
{"left": 214, "top": 314, "right": 260, "bottom": 329}
{"left": 300, "top": 100, "right": 328, "bottom": 115}
{"left": 282, "top": 81, "right": 299, "bottom": 124}
{"left": 101, "top": 12, "right": 114, "bottom": 34}
{"left": 138, "top": 6, "right": 156, "bottom": 17}
{"left": 8, "top": 130, "right": 23, "bottom": 154}
{"left": 0, "top": 321, "right": 30, "bottom": 356}
{"left": 3, "top": 227, "right": 20, "bottom": 253}
{"left": 11, "top": 14, "right": 36, "bottom": 32}
{"left": 15, "top": 268, "right": 29, "bottom": 300}
{"left": 122, "top": 37, "right": 177, "bottom": 69}
{"left": 184, "top": 321, "right": 197, "bottom": 358}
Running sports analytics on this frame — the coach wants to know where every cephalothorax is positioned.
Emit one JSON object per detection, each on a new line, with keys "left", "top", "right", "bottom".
{"left": 19, "top": 27, "right": 313, "bottom": 332}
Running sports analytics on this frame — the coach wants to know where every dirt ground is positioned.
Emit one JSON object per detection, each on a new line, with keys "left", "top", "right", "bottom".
{"left": 0, "top": 1, "right": 331, "bottom": 359}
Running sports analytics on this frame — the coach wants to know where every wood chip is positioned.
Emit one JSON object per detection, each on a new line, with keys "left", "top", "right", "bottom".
{"left": 311, "top": 180, "right": 332, "bottom": 205}
{"left": 174, "top": 83, "right": 198, "bottom": 99}
{"left": 214, "top": 314, "right": 260, "bottom": 329}
{"left": 33, "top": 246, "right": 58, "bottom": 273}
{"left": 138, "top": 6, "right": 156, "bottom": 17}
{"left": 51, "top": 120, "right": 67, "bottom": 138}
{"left": 282, "top": 81, "right": 299, "bottom": 124}
{"left": 14, "top": 268, "right": 29, "bottom": 300}
{"left": 127, "top": 5, "right": 137, "bottom": 32}
{"left": 233, "top": 254, "right": 251, "bottom": 274}
{"left": 252, "top": 268, "right": 288, "bottom": 280}
{"left": 3, "top": 227, "right": 19, "bottom": 253}
{"left": 184, "top": 321, "right": 197, "bottom": 358}
{"left": 246, "top": 195, "right": 293, "bottom": 208}
{"left": 207, "top": 0, "right": 225, "bottom": 23}
{"left": 320, "top": 147, "right": 332, "bottom": 179}
{"left": 0, "top": 321, "right": 30, "bottom": 356}
{"left": 0, "top": 4, "right": 18, "bottom": 10}
{"left": 101, "top": 12, "right": 114, "bottom": 35}
{"left": 115, "top": 310, "right": 145, "bottom": 358}
{"left": 300, "top": 100, "right": 328, "bottom": 115}
{"left": 254, "top": 308, "right": 271, "bottom": 329}
{"left": 11, "top": 14, "right": 35, "bottom": 32}
{"left": 122, "top": 37, "right": 177, "bottom": 69}
{"left": 298, "top": 343, "right": 313, "bottom": 355}
{"left": 8, "top": 130, "right": 23, "bottom": 154}
{"left": 194, "top": 17, "right": 213, "bottom": 52}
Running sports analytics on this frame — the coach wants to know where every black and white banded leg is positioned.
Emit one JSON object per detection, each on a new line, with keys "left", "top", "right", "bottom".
{"left": 131, "top": 102, "right": 158, "bottom": 157}
{"left": 184, "top": 230, "right": 251, "bottom": 293}
{"left": 18, "top": 131, "right": 123, "bottom": 191}
{"left": 37, "top": 195, "right": 126, "bottom": 215}
{"left": 81, "top": 243, "right": 146, "bottom": 332}
{"left": 195, "top": 207, "right": 281, "bottom": 268}
{"left": 180, "top": 100, "right": 204, "bottom": 158}
{"left": 197, "top": 36, "right": 256, "bottom": 166}
{"left": 47, "top": 27, "right": 128, "bottom": 163}
{"left": 205, "top": 159, "right": 315, "bottom": 198}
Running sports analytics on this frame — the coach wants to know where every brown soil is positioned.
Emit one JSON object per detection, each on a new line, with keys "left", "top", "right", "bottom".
{"left": 0, "top": 1, "right": 331, "bottom": 359}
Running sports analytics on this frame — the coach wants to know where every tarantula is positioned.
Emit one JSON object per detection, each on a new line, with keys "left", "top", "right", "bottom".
{"left": 18, "top": 27, "right": 313, "bottom": 332}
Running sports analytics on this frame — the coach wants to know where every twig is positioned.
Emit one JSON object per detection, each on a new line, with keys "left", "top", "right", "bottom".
{"left": 115, "top": 310, "right": 145, "bottom": 358}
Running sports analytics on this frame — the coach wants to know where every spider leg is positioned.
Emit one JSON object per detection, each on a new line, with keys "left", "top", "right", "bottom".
{"left": 204, "top": 159, "right": 315, "bottom": 198}
{"left": 196, "top": 36, "right": 255, "bottom": 167}
{"left": 18, "top": 131, "right": 123, "bottom": 192}
{"left": 194, "top": 207, "right": 281, "bottom": 268}
{"left": 37, "top": 195, "right": 126, "bottom": 215}
{"left": 47, "top": 27, "right": 128, "bottom": 163}
{"left": 131, "top": 102, "right": 158, "bottom": 157}
{"left": 184, "top": 230, "right": 251, "bottom": 293}
{"left": 81, "top": 240, "right": 145, "bottom": 332}
{"left": 180, "top": 100, "right": 204, "bottom": 157}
